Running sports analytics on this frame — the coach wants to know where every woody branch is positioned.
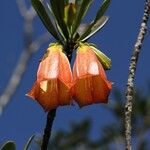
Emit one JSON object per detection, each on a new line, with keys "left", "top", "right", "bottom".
{"left": 0, "top": 0, "right": 50, "bottom": 114}
{"left": 125, "top": 0, "right": 150, "bottom": 149}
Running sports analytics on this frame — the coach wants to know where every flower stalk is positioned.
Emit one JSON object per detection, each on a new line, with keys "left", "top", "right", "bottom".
{"left": 41, "top": 109, "right": 56, "bottom": 150}
{"left": 41, "top": 42, "right": 74, "bottom": 150}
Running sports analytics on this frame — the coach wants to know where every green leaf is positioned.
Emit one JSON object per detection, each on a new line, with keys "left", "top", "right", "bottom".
{"left": 77, "top": 0, "right": 111, "bottom": 41}
{"left": 50, "top": 0, "right": 65, "bottom": 19}
{"left": 72, "top": 0, "right": 93, "bottom": 37}
{"left": 50, "top": 0, "right": 69, "bottom": 39}
{"left": 65, "top": 0, "right": 69, "bottom": 4}
{"left": 91, "top": 46, "right": 111, "bottom": 70}
{"left": 94, "top": 0, "right": 111, "bottom": 23}
{"left": 0, "top": 141, "right": 16, "bottom": 150}
{"left": 77, "top": 24, "right": 90, "bottom": 36}
{"left": 31, "top": 0, "right": 61, "bottom": 41}
{"left": 64, "top": 3, "right": 76, "bottom": 30}
{"left": 46, "top": 3, "right": 66, "bottom": 42}
{"left": 23, "top": 135, "right": 35, "bottom": 150}
{"left": 80, "top": 16, "right": 109, "bottom": 41}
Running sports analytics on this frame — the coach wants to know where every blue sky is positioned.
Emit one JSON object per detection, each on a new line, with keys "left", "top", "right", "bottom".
{"left": 0, "top": 0, "right": 150, "bottom": 149}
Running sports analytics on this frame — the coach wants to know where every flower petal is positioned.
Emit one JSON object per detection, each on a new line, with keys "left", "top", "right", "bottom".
{"left": 72, "top": 43, "right": 112, "bottom": 107}
{"left": 27, "top": 43, "right": 73, "bottom": 111}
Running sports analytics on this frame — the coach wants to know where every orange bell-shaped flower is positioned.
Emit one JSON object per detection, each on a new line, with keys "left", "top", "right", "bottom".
{"left": 72, "top": 44, "right": 112, "bottom": 107}
{"left": 27, "top": 43, "right": 72, "bottom": 111}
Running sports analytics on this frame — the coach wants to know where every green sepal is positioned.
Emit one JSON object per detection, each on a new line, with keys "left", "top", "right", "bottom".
{"left": 50, "top": 0, "right": 69, "bottom": 39}
{"left": 0, "top": 141, "right": 16, "bottom": 150}
{"left": 91, "top": 46, "right": 111, "bottom": 70}
{"left": 72, "top": 0, "right": 93, "bottom": 37}
{"left": 31, "top": 0, "right": 61, "bottom": 42}
{"left": 23, "top": 135, "right": 35, "bottom": 150}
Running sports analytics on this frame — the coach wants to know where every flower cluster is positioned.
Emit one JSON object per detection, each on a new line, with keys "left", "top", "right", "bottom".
{"left": 27, "top": 43, "right": 112, "bottom": 111}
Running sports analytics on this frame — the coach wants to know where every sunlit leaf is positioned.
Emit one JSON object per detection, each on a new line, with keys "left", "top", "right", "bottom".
{"left": 31, "top": 0, "right": 61, "bottom": 41}
{"left": 64, "top": 3, "right": 76, "bottom": 30}
{"left": 0, "top": 141, "right": 16, "bottom": 150}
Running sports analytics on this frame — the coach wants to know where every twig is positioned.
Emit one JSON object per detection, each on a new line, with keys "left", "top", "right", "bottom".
{"left": 124, "top": 0, "right": 150, "bottom": 150}
{"left": 28, "top": 0, "right": 45, "bottom": 19}
{"left": 30, "top": 32, "right": 50, "bottom": 52}
{"left": 16, "top": 0, "right": 28, "bottom": 18}
{"left": 0, "top": 0, "right": 50, "bottom": 114}
{"left": 16, "top": 0, "right": 36, "bottom": 19}
{"left": 0, "top": 32, "right": 50, "bottom": 115}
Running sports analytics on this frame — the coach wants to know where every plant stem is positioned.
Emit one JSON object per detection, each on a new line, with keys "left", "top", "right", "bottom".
{"left": 125, "top": 1, "right": 150, "bottom": 150}
{"left": 41, "top": 109, "right": 56, "bottom": 150}
{"left": 41, "top": 42, "right": 74, "bottom": 150}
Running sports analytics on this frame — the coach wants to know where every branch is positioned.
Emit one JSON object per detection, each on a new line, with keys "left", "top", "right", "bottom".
{"left": 16, "top": 0, "right": 37, "bottom": 19}
{"left": 16, "top": 0, "right": 28, "bottom": 18}
{"left": 0, "top": 0, "right": 51, "bottom": 115}
{"left": 124, "top": 1, "right": 150, "bottom": 150}
{"left": 30, "top": 32, "right": 50, "bottom": 52}
{"left": 28, "top": 0, "right": 45, "bottom": 19}
{"left": 0, "top": 32, "right": 50, "bottom": 115}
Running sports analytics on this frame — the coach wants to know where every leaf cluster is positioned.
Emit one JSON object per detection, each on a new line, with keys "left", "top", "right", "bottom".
{"left": 31, "top": 0, "right": 111, "bottom": 49}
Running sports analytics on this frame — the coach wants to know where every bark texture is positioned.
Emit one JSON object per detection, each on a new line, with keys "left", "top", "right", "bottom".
{"left": 125, "top": 1, "right": 150, "bottom": 150}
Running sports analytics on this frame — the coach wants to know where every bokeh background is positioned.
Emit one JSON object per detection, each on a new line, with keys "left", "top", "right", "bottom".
{"left": 0, "top": 0, "right": 150, "bottom": 149}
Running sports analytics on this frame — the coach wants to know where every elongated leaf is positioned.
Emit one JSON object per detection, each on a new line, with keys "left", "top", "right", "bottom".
{"left": 55, "top": 21, "right": 67, "bottom": 42}
{"left": 80, "top": 16, "right": 109, "bottom": 41}
{"left": 50, "top": 0, "right": 69, "bottom": 39}
{"left": 75, "top": 0, "right": 82, "bottom": 5}
{"left": 72, "top": 0, "right": 93, "bottom": 36}
{"left": 0, "top": 141, "right": 16, "bottom": 150}
{"left": 94, "top": 0, "right": 111, "bottom": 23}
{"left": 77, "top": 24, "right": 90, "bottom": 36}
{"left": 46, "top": 3, "right": 66, "bottom": 42}
{"left": 65, "top": 0, "right": 69, "bottom": 4}
{"left": 72, "top": 23, "right": 89, "bottom": 41}
{"left": 77, "top": 0, "right": 111, "bottom": 41}
{"left": 31, "top": 0, "right": 60, "bottom": 41}
{"left": 64, "top": 3, "right": 76, "bottom": 29}
{"left": 23, "top": 135, "right": 35, "bottom": 150}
